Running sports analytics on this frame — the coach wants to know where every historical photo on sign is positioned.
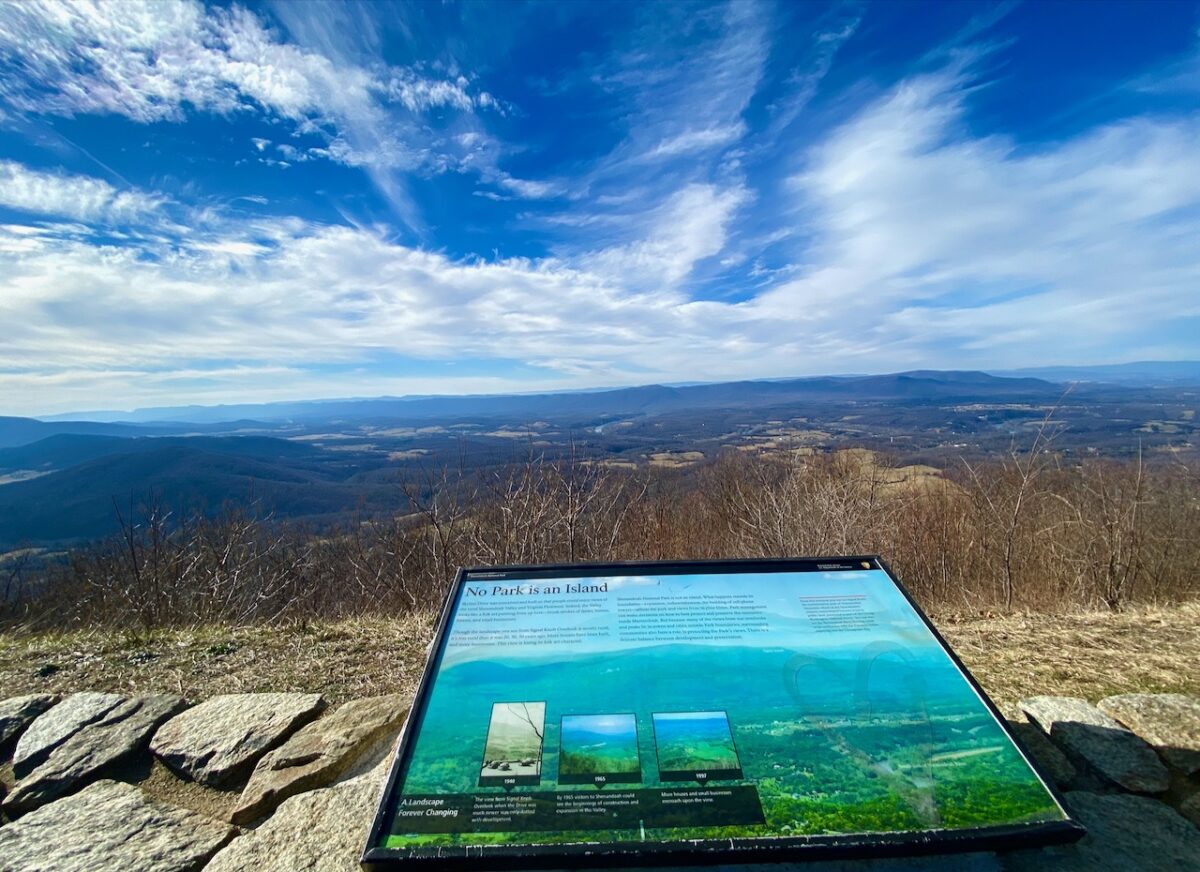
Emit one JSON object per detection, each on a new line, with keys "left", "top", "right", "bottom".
{"left": 653, "top": 711, "right": 743, "bottom": 782}
{"left": 558, "top": 714, "right": 641, "bottom": 785}
{"left": 478, "top": 702, "right": 545, "bottom": 787}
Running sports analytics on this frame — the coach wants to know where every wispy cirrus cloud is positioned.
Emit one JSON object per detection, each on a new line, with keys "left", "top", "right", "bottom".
{"left": 0, "top": 161, "right": 164, "bottom": 222}
{"left": 577, "top": 183, "right": 751, "bottom": 289}
{"left": 761, "top": 7, "right": 862, "bottom": 143}
{"left": 516, "top": 2, "right": 771, "bottom": 281}
{"left": 642, "top": 123, "right": 748, "bottom": 161}
{"left": 753, "top": 61, "right": 1200, "bottom": 362}
{"left": 0, "top": 0, "right": 498, "bottom": 226}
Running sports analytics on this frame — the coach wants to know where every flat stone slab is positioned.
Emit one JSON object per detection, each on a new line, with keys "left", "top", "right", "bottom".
{"left": 151, "top": 692, "right": 325, "bottom": 786}
{"left": 207, "top": 763, "right": 384, "bottom": 872}
{"left": 1020, "top": 696, "right": 1169, "bottom": 793}
{"left": 1096, "top": 693, "right": 1200, "bottom": 774}
{"left": 1001, "top": 791, "right": 1200, "bottom": 872}
{"left": 0, "top": 694, "right": 58, "bottom": 754}
{"left": 231, "top": 694, "right": 408, "bottom": 824}
{"left": 0, "top": 779, "right": 235, "bottom": 872}
{"left": 4, "top": 695, "right": 186, "bottom": 814}
{"left": 12, "top": 692, "right": 124, "bottom": 778}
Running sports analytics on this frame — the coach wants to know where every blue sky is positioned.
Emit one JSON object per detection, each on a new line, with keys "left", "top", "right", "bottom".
{"left": 1, "top": 1, "right": 1198, "bottom": 415}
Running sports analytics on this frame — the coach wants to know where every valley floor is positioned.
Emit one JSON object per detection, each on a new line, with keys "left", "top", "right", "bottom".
{"left": 0, "top": 603, "right": 1197, "bottom": 714}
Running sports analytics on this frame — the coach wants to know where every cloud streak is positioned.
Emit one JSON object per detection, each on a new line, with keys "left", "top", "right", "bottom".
{"left": 0, "top": 161, "right": 163, "bottom": 222}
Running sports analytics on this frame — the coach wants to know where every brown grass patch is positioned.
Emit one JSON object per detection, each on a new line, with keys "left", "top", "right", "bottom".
{"left": 0, "top": 613, "right": 435, "bottom": 705}
{"left": 936, "top": 601, "right": 1200, "bottom": 718}
{"left": 0, "top": 604, "right": 1195, "bottom": 718}
{"left": 648, "top": 450, "right": 705, "bottom": 468}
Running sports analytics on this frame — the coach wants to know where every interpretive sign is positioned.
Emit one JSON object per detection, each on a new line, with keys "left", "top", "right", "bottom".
{"left": 362, "top": 557, "right": 1083, "bottom": 869}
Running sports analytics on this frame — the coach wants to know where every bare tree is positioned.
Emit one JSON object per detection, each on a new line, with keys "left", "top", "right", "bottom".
{"left": 961, "top": 404, "right": 1064, "bottom": 610}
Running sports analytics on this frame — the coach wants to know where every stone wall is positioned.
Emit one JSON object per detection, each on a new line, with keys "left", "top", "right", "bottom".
{"left": 0, "top": 691, "right": 1196, "bottom": 871}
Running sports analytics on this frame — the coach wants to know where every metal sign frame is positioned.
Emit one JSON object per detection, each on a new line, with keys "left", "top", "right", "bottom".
{"left": 362, "top": 556, "right": 1084, "bottom": 870}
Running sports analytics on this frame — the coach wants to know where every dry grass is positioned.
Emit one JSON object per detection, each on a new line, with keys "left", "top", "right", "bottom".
{"left": 0, "top": 613, "right": 437, "bottom": 705}
{"left": 0, "top": 603, "right": 1196, "bottom": 714}
{"left": 648, "top": 450, "right": 706, "bottom": 468}
{"left": 935, "top": 601, "right": 1200, "bottom": 718}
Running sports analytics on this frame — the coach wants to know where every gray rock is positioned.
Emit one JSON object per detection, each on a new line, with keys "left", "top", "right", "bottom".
{"left": 151, "top": 692, "right": 325, "bottom": 786}
{"left": 4, "top": 695, "right": 186, "bottom": 814}
{"left": 1001, "top": 791, "right": 1200, "bottom": 872}
{"left": 0, "top": 695, "right": 58, "bottom": 755}
{"left": 1178, "top": 791, "right": 1200, "bottom": 828}
{"left": 206, "top": 762, "right": 385, "bottom": 872}
{"left": 1097, "top": 693, "right": 1200, "bottom": 775}
{"left": 1009, "top": 720, "right": 1077, "bottom": 788}
{"left": 230, "top": 694, "right": 407, "bottom": 825}
{"left": 0, "top": 779, "right": 235, "bottom": 872}
{"left": 12, "top": 692, "right": 124, "bottom": 778}
{"left": 1020, "top": 696, "right": 1170, "bottom": 793}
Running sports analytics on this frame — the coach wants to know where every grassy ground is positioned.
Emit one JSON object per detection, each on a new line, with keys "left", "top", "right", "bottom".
{"left": 933, "top": 602, "right": 1200, "bottom": 718}
{"left": 0, "top": 604, "right": 1197, "bottom": 713}
{"left": 1, "top": 603, "right": 1197, "bottom": 826}
{"left": 0, "top": 613, "right": 437, "bottom": 706}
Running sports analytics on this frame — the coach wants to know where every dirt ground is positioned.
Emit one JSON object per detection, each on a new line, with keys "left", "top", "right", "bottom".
{"left": 1, "top": 603, "right": 1196, "bottom": 713}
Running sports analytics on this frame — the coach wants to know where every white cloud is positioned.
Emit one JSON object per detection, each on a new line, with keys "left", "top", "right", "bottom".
{"left": 0, "top": 1, "right": 488, "bottom": 128}
{"left": 0, "top": 161, "right": 163, "bottom": 222}
{"left": 275, "top": 143, "right": 308, "bottom": 162}
{"left": 541, "top": 2, "right": 769, "bottom": 286}
{"left": 384, "top": 71, "right": 489, "bottom": 113}
{"left": 0, "top": 0, "right": 499, "bottom": 224}
{"left": 578, "top": 183, "right": 751, "bottom": 288}
{"left": 496, "top": 175, "right": 564, "bottom": 200}
{"left": 762, "top": 10, "right": 861, "bottom": 142}
{"left": 751, "top": 66, "right": 1200, "bottom": 362}
{"left": 0, "top": 212, "right": 760, "bottom": 414}
{"left": 643, "top": 123, "right": 747, "bottom": 160}
{"left": 590, "top": 1, "right": 767, "bottom": 172}
{"left": 190, "top": 240, "right": 271, "bottom": 258}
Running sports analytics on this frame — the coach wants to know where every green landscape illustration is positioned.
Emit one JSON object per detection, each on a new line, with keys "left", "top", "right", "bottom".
{"left": 653, "top": 711, "right": 742, "bottom": 775}
{"left": 478, "top": 702, "right": 545, "bottom": 780}
{"left": 385, "top": 574, "right": 1066, "bottom": 851}
{"left": 558, "top": 714, "right": 641, "bottom": 779}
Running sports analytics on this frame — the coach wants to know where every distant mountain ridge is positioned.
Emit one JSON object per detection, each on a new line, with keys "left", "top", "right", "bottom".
{"left": 28, "top": 369, "right": 1069, "bottom": 428}
{"left": 0, "top": 416, "right": 172, "bottom": 449}
{"left": 989, "top": 360, "right": 1200, "bottom": 385}
{"left": 0, "top": 434, "right": 323, "bottom": 472}
{"left": 0, "top": 436, "right": 389, "bottom": 544}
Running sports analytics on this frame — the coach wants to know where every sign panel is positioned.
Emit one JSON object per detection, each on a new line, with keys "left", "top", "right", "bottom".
{"left": 363, "top": 557, "right": 1082, "bottom": 869}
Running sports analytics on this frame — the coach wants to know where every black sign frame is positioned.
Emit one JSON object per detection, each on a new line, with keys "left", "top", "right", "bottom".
{"left": 362, "top": 555, "right": 1085, "bottom": 870}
